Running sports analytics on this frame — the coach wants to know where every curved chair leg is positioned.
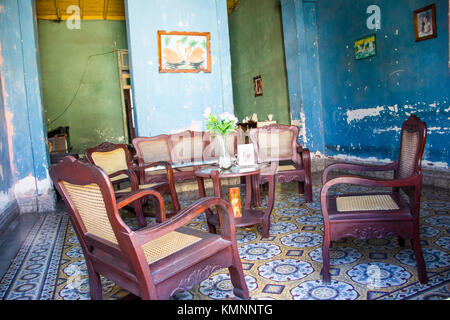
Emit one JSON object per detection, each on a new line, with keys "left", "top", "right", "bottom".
{"left": 304, "top": 179, "right": 313, "bottom": 203}
{"left": 167, "top": 182, "right": 181, "bottom": 213}
{"left": 228, "top": 257, "right": 250, "bottom": 299}
{"left": 322, "top": 236, "right": 331, "bottom": 283}
{"left": 87, "top": 268, "right": 103, "bottom": 300}
{"left": 412, "top": 236, "right": 428, "bottom": 284}
{"left": 132, "top": 200, "right": 148, "bottom": 228}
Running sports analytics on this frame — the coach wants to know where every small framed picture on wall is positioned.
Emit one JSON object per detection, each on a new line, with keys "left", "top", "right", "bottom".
{"left": 253, "top": 75, "right": 263, "bottom": 97}
{"left": 354, "top": 35, "right": 377, "bottom": 60}
{"left": 413, "top": 4, "right": 437, "bottom": 42}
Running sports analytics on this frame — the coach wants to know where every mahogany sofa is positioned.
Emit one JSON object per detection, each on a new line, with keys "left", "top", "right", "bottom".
{"left": 132, "top": 130, "right": 240, "bottom": 184}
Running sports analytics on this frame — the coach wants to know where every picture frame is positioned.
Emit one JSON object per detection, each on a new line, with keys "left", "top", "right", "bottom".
{"left": 354, "top": 35, "right": 377, "bottom": 60}
{"left": 253, "top": 75, "right": 263, "bottom": 97}
{"left": 413, "top": 4, "right": 437, "bottom": 42}
{"left": 157, "top": 30, "right": 211, "bottom": 73}
{"left": 237, "top": 144, "right": 256, "bottom": 166}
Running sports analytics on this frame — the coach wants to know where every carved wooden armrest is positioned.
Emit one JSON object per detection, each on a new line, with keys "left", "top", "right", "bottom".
{"left": 322, "top": 161, "right": 399, "bottom": 185}
{"left": 133, "top": 197, "right": 236, "bottom": 246}
{"left": 136, "top": 161, "right": 176, "bottom": 184}
{"left": 319, "top": 174, "right": 421, "bottom": 219}
{"left": 116, "top": 188, "right": 167, "bottom": 222}
{"left": 296, "top": 147, "right": 311, "bottom": 172}
{"left": 321, "top": 174, "right": 421, "bottom": 197}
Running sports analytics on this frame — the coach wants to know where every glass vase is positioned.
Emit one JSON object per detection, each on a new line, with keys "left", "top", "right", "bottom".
{"left": 217, "top": 134, "right": 232, "bottom": 170}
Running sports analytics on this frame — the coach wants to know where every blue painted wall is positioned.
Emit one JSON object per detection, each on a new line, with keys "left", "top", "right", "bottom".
{"left": 0, "top": 0, "right": 54, "bottom": 213}
{"left": 317, "top": 0, "right": 449, "bottom": 167}
{"left": 281, "top": 0, "right": 325, "bottom": 152}
{"left": 0, "top": 76, "right": 14, "bottom": 212}
{"left": 282, "top": 0, "right": 449, "bottom": 168}
{"left": 125, "top": 0, "right": 234, "bottom": 136}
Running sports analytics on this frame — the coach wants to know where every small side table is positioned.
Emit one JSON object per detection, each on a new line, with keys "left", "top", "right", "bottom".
{"left": 195, "top": 163, "right": 276, "bottom": 238}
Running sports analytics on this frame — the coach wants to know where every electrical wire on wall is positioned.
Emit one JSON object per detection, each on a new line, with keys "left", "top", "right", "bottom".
{"left": 47, "top": 49, "right": 116, "bottom": 127}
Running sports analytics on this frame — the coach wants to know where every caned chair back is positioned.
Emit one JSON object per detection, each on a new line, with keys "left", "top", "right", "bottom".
{"left": 249, "top": 124, "right": 299, "bottom": 163}
{"left": 133, "top": 135, "right": 172, "bottom": 164}
{"left": 61, "top": 181, "right": 119, "bottom": 244}
{"left": 90, "top": 149, "right": 128, "bottom": 175}
{"left": 396, "top": 115, "right": 427, "bottom": 179}
{"left": 85, "top": 142, "right": 132, "bottom": 175}
{"left": 170, "top": 130, "right": 205, "bottom": 164}
{"left": 50, "top": 157, "right": 130, "bottom": 249}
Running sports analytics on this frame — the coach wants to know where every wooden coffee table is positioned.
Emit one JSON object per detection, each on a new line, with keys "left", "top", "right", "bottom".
{"left": 195, "top": 163, "right": 276, "bottom": 238}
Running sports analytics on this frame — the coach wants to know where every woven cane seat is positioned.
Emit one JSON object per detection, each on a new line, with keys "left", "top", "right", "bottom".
{"left": 142, "top": 230, "right": 202, "bottom": 264}
{"left": 115, "top": 183, "right": 162, "bottom": 194}
{"left": 277, "top": 164, "right": 297, "bottom": 172}
{"left": 336, "top": 194, "right": 400, "bottom": 212}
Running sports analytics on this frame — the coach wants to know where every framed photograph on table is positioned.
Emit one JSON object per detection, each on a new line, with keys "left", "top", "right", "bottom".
{"left": 413, "top": 4, "right": 437, "bottom": 42}
{"left": 237, "top": 144, "right": 255, "bottom": 166}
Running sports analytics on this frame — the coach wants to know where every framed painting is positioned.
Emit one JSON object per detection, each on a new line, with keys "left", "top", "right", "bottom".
{"left": 413, "top": 4, "right": 437, "bottom": 42}
{"left": 354, "top": 35, "right": 377, "bottom": 60}
{"left": 157, "top": 31, "right": 211, "bottom": 73}
{"left": 253, "top": 75, "right": 263, "bottom": 97}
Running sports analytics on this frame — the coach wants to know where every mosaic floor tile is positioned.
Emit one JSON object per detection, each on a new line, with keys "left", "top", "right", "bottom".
{"left": 1, "top": 182, "right": 449, "bottom": 300}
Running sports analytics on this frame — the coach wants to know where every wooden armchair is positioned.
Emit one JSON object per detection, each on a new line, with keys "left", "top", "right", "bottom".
{"left": 50, "top": 156, "right": 249, "bottom": 300}
{"left": 249, "top": 124, "right": 313, "bottom": 204}
{"left": 85, "top": 142, "right": 180, "bottom": 227}
{"left": 320, "top": 115, "right": 428, "bottom": 284}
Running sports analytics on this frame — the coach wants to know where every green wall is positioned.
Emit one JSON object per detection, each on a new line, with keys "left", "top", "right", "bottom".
{"left": 38, "top": 20, "right": 128, "bottom": 154}
{"left": 228, "top": 0, "right": 290, "bottom": 124}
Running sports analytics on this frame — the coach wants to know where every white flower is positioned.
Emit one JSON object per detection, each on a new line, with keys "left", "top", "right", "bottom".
{"left": 219, "top": 112, "right": 238, "bottom": 123}
{"left": 203, "top": 107, "right": 212, "bottom": 119}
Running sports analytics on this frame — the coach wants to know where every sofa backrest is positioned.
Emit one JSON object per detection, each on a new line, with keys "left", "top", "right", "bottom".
{"left": 132, "top": 130, "right": 241, "bottom": 165}
{"left": 132, "top": 134, "right": 172, "bottom": 164}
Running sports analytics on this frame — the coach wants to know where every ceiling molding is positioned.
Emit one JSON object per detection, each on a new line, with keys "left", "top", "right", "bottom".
{"left": 36, "top": 0, "right": 125, "bottom": 20}
{"left": 36, "top": 0, "right": 240, "bottom": 21}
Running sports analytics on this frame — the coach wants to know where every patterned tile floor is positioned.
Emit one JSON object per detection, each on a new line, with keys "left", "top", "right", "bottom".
{"left": 0, "top": 176, "right": 449, "bottom": 300}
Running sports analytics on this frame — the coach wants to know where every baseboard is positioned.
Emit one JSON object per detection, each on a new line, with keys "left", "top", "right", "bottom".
{"left": 0, "top": 200, "right": 20, "bottom": 241}
{"left": 16, "top": 192, "right": 56, "bottom": 214}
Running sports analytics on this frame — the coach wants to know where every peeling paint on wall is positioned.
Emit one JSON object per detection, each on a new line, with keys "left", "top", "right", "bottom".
{"left": 332, "top": 154, "right": 448, "bottom": 170}
{"left": 346, "top": 106, "right": 385, "bottom": 123}
{"left": 13, "top": 174, "right": 53, "bottom": 198}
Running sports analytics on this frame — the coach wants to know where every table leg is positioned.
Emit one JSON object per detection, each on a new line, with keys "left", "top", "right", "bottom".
{"left": 245, "top": 175, "right": 252, "bottom": 210}
{"left": 210, "top": 170, "right": 223, "bottom": 197}
{"left": 252, "top": 175, "right": 261, "bottom": 207}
